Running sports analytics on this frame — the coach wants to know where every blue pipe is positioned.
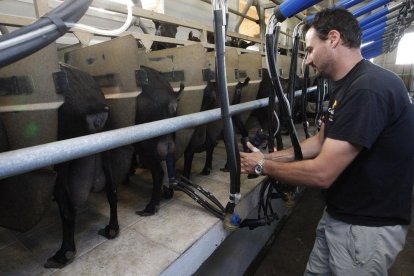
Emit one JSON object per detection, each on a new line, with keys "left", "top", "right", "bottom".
{"left": 362, "top": 40, "right": 386, "bottom": 56}
{"left": 361, "top": 14, "right": 387, "bottom": 30}
{"left": 359, "top": 6, "right": 389, "bottom": 28}
{"left": 362, "top": 17, "right": 399, "bottom": 43}
{"left": 362, "top": 39, "right": 384, "bottom": 50}
{"left": 352, "top": 0, "right": 391, "bottom": 18}
{"left": 362, "top": 40, "right": 389, "bottom": 54}
{"left": 362, "top": 9, "right": 400, "bottom": 30}
{"left": 275, "top": 0, "right": 323, "bottom": 22}
{"left": 363, "top": 27, "right": 386, "bottom": 42}
{"left": 307, "top": 0, "right": 365, "bottom": 22}
{"left": 363, "top": 47, "right": 384, "bottom": 59}
{"left": 360, "top": 1, "right": 405, "bottom": 29}
{"left": 362, "top": 45, "right": 391, "bottom": 60}
{"left": 335, "top": 0, "right": 367, "bottom": 9}
{"left": 363, "top": 20, "right": 387, "bottom": 36}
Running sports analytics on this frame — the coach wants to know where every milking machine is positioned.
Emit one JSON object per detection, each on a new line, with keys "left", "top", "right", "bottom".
{"left": 239, "top": 0, "right": 326, "bottom": 229}
{"left": 240, "top": 0, "right": 413, "bottom": 231}
{"left": 162, "top": 0, "right": 240, "bottom": 227}
{"left": 210, "top": 0, "right": 243, "bottom": 230}
{"left": 173, "top": 0, "right": 328, "bottom": 230}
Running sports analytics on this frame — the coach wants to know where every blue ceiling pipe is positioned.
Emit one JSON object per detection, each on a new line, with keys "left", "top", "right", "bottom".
{"left": 363, "top": 47, "right": 385, "bottom": 58}
{"left": 362, "top": 15, "right": 387, "bottom": 31}
{"left": 362, "top": 38, "right": 394, "bottom": 58}
{"left": 362, "top": 16, "right": 398, "bottom": 38}
{"left": 362, "top": 8, "right": 400, "bottom": 30}
{"left": 361, "top": 39, "right": 390, "bottom": 56}
{"left": 360, "top": 1, "right": 406, "bottom": 29}
{"left": 362, "top": 38, "right": 384, "bottom": 50}
{"left": 359, "top": 5, "right": 390, "bottom": 28}
{"left": 274, "top": 0, "right": 327, "bottom": 22}
{"left": 362, "top": 18, "right": 399, "bottom": 43}
{"left": 307, "top": 0, "right": 391, "bottom": 23}
{"left": 352, "top": 0, "right": 391, "bottom": 18}
{"left": 306, "top": 0, "right": 365, "bottom": 22}
{"left": 362, "top": 40, "right": 391, "bottom": 54}
{"left": 363, "top": 20, "right": 387, "bottom": 36}
{"left": 363, "top": 27, "right": 387, "bottom": 42}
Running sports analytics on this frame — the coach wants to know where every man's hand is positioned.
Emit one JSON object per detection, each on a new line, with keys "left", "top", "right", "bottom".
{"left": 240, "top": 142, "right": 265, "bottom": 174}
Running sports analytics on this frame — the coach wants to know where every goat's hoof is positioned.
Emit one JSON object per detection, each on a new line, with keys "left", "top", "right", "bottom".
{"left": 163, "top": 186, "right": 174, "bottom": 199}
{"left": 136, "top": 204, "right": 159, "bottom": 216}
{"left": 44, "top": 250, "right": 76, "bottom": 269}
{"left": 98, "top": 225, "right": 119, "bottom": 239}
{"left": 219, "top": 167, "right": 229, "bottom": 172}
{"left": 200, "top": 168, "right": 211, "bottom": 175}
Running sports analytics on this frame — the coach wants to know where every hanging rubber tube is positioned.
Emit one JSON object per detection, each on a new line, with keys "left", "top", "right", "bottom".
{"left": 0, "top": 0, "right": 92, "bottom": 68}
{"left": 265, "top": 21, "right": 303, "bottom": 161}
{"left": 212, "top": 0, "right": 241, "bottom": 231}
{"left": 239, "top": 0, "right": 322, "bottom": 230}
{"left": 286, "top": 23, "right": 303, "bottom": 122}
{"left": 301, "top": 65, "right": 311, "bottom": 139}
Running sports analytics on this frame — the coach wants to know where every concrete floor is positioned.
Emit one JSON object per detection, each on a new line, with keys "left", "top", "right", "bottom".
{"left": 252, "top": 188, "right": 414, "bottom": 276}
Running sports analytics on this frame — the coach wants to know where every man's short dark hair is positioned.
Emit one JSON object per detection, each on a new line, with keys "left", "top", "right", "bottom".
{"left": 304, "top": 7, "right": 362, "bottom": 48}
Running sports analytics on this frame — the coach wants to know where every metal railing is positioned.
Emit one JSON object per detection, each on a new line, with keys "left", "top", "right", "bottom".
{"left": 0, "top": 86, "right": 316, "bottom": 180}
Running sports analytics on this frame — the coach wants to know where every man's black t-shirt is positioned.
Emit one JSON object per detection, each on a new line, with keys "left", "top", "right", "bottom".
{"left": 324, "top": 59, "right": 414, "bottom": 226}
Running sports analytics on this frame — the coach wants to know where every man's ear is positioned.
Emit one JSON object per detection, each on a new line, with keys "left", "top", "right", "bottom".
{"left": 327, "top": 30, "right": 341, "bottom": 48}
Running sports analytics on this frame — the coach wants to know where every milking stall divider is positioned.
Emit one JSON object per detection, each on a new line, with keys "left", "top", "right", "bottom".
{"left": 1, "top": 0, "right": 413, "bottom": 233}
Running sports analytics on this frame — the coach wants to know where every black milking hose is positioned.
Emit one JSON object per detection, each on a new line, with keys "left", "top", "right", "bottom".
{"left": 0, "top": 0, "right": 92, "bottom": 68}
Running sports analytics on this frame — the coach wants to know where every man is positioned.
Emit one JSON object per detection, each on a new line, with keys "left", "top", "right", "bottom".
{"left": 240, "top": 7, "right": 414, "bottom": 275}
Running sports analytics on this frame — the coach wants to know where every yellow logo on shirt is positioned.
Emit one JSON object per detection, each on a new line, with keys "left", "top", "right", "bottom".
{"left": 328, "top": 100, "right": 337, "bottom": 122}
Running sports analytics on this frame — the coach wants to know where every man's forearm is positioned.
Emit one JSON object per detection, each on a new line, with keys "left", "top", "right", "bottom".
{"left": 265, "top": 127, "right": 325, "bottom": 161}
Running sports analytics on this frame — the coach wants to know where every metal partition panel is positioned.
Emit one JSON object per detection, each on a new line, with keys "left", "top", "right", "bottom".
{"left": 237, "top": 51, "right": 262, "bottom": 124}
{"left": 203, "top": 48, "right": 240, "bottom": 146}
{"left": 0, "top": 43, "right": 60, "bottom": 231}
{"left": 0, "top": 43, "right": 62, "bottom": 150}
{"left": 64, "top": 35, "right": 142, "bottom": 129}
{"left": 204, "top": 48, "right": 239, "bottom": 103}
{"left": 144, "top": 44, "right": 211, "bottom": 159}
